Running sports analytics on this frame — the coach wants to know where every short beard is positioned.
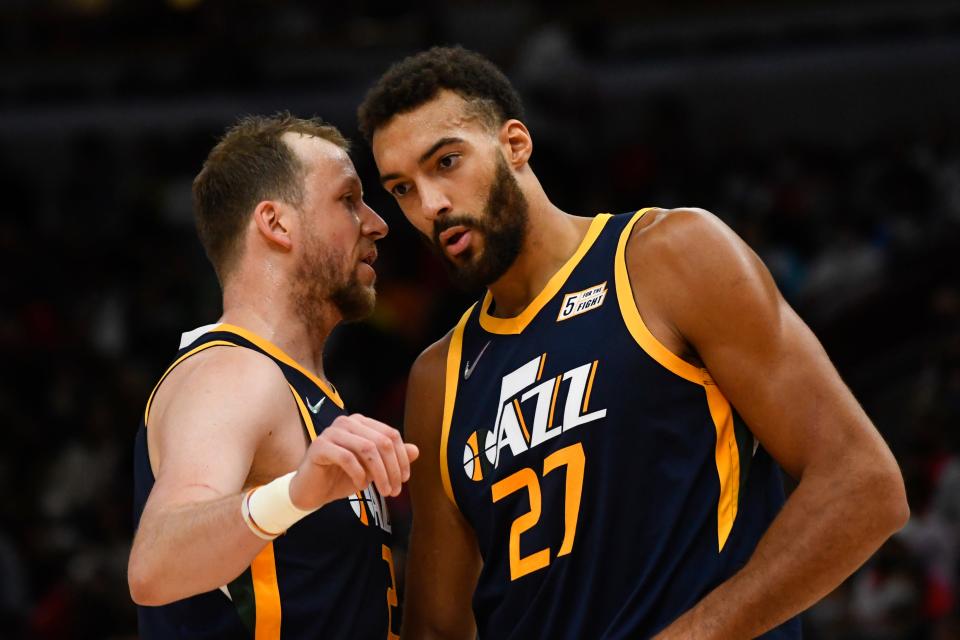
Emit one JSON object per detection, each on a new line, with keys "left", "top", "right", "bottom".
{"left": 293, "top": 239, "right": 375, "bottom": 327}
{"left": 432, "top": 153, "right": 528, "bottom": 291}
{"left": 329, "top": 276, "right": 375, "bottom": 323}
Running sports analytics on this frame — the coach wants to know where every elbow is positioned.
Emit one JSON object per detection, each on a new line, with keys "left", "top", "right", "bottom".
{"left": 128, "top": 552, "right": 172, "bottom": 607}
{"left": 883, "top": 469, "right": 910, "bottom": 533}
{"left": 863, "top": 458, "right": 910, "bottom": 537}
{"left": 127, "top": 554, "right": 155, "bottom": 606}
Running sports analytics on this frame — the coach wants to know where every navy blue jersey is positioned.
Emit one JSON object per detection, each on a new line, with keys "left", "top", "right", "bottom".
{"left": 133, "top": 323, "right": 399, "bottom": 640}
{"left": 441, "top": 211, "right": 800, "bottom": 639}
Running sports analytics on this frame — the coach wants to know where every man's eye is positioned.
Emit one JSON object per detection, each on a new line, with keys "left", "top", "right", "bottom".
{"left": 438, "top": 154, "right": 459, "bottom": 169}
{"left": 391, "top": 183, "right": 410, "bottom": 197}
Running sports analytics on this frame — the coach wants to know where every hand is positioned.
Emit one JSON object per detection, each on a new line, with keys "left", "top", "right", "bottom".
{"left": 288, "top": 414, "right": 420, "bottom": 510}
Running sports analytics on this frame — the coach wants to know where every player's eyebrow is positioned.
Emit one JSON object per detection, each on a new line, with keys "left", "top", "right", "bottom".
{"left": 417, "top": 136, "right": 463, "bottom": 164}
{"left": 379, "top": 136, "right": 465, "bottom": 185}
{"left": 333, "top": 174, "right": 361, "bottom": 195}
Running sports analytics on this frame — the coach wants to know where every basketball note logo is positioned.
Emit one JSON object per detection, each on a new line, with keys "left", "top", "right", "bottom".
{"left": 463, "top": 429, "right": 496, "bottom": 482}
{"left": 348, "top": 486, "right": 392, "bottom": 533}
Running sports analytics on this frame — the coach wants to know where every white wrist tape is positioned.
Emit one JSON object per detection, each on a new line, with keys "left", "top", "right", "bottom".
{"left": 241, "top": 471, "right": 315, "bottom": 540}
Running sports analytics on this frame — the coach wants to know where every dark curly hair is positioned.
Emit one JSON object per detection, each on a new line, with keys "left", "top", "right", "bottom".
{"left": 357, "top": 46, "right": 525, "bottom": 143}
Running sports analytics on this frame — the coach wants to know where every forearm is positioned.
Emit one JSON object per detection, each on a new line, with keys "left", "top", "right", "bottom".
{"left": 129, "top": 492, "right": 266, "bottom": 605}
{"left": 655, "top": 459, "right": 907, "bottom": 639}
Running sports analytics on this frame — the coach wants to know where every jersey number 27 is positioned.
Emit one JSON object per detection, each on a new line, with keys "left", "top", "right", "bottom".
{"left": 491, "top": 442, "right": 585, "bottom": 581}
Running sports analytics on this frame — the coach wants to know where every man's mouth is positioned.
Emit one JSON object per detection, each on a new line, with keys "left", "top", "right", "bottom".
{"left": 438, "top": 225, "right": 473, "bottom": 258}
{"left": 359, "top": 248, "right": 377, "bottom": 266}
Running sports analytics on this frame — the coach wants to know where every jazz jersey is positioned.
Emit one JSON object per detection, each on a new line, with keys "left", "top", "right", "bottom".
{"left": 441, "top": 211, "right": 801, "bottom": 638}
{"left": 133, "top": 323, "right": 399, "bottom": 639}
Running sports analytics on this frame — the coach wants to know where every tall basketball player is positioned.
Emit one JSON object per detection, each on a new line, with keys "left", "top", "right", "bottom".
{"left": 358, "top": 48, "right": 908, "bottom": 638}
{"left": 128, "top": 114, "right": 417, "bottom": 639}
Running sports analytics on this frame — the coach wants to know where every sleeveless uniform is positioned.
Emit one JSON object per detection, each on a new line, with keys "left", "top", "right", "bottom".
{"left": 441, "top": 211, "right": 801, "bottom": 639}
{"left": 133, "top": 323, "right": 399, "bottom": 640}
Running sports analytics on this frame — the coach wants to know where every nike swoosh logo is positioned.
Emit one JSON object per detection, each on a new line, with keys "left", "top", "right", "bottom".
{"left": 306, "top": 396, "right": 325, "bottom": 414}
{"left": 464, "top": 340, "right": 492, "bottom": 380}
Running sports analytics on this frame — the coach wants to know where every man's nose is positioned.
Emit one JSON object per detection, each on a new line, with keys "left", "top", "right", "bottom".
{"left": 420, "top": 183, "right": 452, "bottom": 221}
{"left": 361, "top": 202, "right": 388, "bottom": 240}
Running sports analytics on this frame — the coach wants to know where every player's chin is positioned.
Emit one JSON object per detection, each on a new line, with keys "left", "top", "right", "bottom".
{"left": 331, "top": 277, "right": 378, "bottom": 323}
{"left": 455, "top": 250, "right": 488, "bottom": 279}
{"left": 339, "top": 293, "right": 376, "bottom": 323}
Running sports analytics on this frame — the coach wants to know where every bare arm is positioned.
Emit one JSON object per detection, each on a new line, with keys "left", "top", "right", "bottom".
{"left": 401, "top": 337, "right": 482, "bottom": 640}
{"left": 627, "top": 209, "right": 909, "bottom": 639}
{"left": 128, "top": 349, "right": 282, "bottom": 605}
{"left": 129, "top": 347, "right": 417, "bottom": 606}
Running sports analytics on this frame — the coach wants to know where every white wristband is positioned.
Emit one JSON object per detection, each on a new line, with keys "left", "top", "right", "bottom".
{"left": 241, "top": 471, "right": 315, "bottom": 540}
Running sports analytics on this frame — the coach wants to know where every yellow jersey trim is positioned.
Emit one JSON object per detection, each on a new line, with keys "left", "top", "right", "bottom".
{"left": 440, "top": 304, "right": 476, "bottom": 506}
{"left": 478, "top": 214, "right": 612, "bottom": 335}
{"left": 705, "top": 384, "right": 741, "bottom": 551}
{"left": 216, "top": 323, "right": 345, "bottom": 409}
{"left": 143, "top": 340, "right": 238, "bottom": 426}
{"left": 613, "top": 207, "right": 740, "bottom": 551}
{"left": 287, "top": 383, "right": 318, "bottom": 442}
{"left": 250, "top": 542, "right": 282, "bottom": 639}
{"left": 613, "top": 208, "right": 706, "bottom": 384}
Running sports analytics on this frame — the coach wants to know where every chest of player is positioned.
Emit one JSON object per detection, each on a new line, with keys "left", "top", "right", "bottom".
{"left": 448, "top": 272, "right": 733, "bottom": 581}
{"left": 284, "top": 378, "right": 394, "bottom": 550}
{"left": 279, "top": 486, "right": 391, "bottom": 563}
{"left": 449, "top": 287, "right": 706, "bottom": 506}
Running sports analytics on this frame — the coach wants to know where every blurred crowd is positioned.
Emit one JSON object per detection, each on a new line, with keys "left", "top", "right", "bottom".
{"left": 2, "top": 1, "right": 960, "bottom": 638}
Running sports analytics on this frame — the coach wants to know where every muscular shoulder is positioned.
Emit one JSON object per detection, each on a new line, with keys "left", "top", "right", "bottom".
{"left": 632, "top": 206, "right": 768, "bottom": 289}
{"left": 158, "top": 345, "right": 289, "bottom": 419}
{"left": 624, "top": 207, "right": 781, "bottom": 357}
{"left": 627, "top": 207, "right": 746, "bottom": 269}
{"left": 149, "top": 345, "right": 293, "bottom": 472}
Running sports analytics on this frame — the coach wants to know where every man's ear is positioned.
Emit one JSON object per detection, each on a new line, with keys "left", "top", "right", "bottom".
{"left": 252, "top": 200, "right": 293, "bottom": 250}
{"left": 500, "top": 119, "right": 533, "bottom": 168}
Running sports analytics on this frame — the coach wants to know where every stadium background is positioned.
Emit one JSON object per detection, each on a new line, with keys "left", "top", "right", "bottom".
{"left": 2, "top": 0, "right": 959, "bottom": 637}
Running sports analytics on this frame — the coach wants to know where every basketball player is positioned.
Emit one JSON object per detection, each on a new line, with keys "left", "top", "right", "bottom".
{"left": 357, "top": 48, "right": 909, "bottom": 638}
{"left": 128, "top": 114, "right": 418, "bottom": 639}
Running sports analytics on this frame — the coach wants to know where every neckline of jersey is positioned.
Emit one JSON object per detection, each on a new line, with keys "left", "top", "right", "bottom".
{"left": 478, "top": 213, "right": 613, "bottom": 335}
{"left": 213, "top": 322, "right": 345, "bottom": 409}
